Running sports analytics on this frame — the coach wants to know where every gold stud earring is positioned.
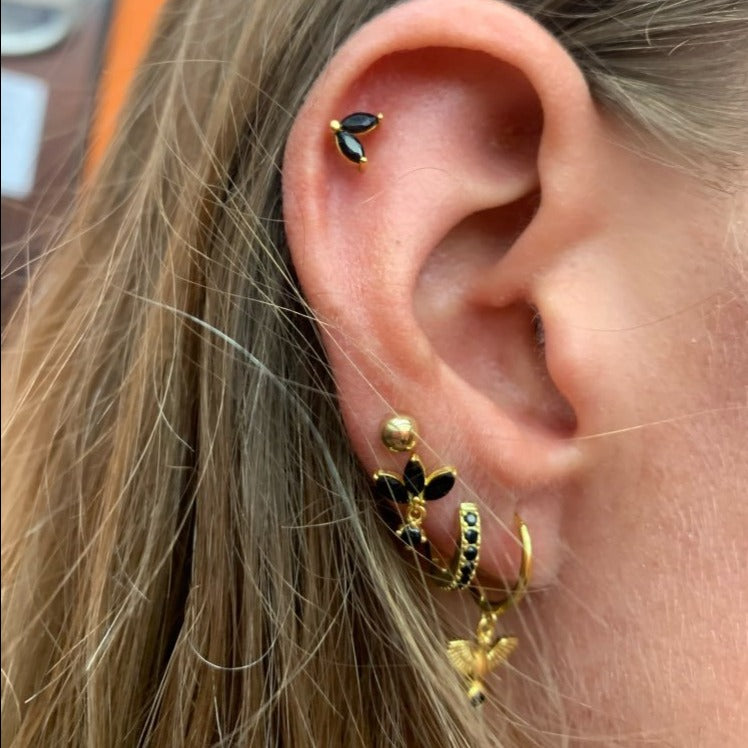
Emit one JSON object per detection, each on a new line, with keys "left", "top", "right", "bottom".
{"left": 330, "top": 111, "right": 383, "bottom": 169}
{"left": 373, "top": 414, "right": 457, "bottom": 549}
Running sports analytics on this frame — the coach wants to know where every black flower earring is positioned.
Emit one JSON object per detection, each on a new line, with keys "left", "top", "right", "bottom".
{"left": 372, "top": 415, "right": 456, "bottom": 549}
{"left": 330, "top": 111, "right": 383, "bottom": 169}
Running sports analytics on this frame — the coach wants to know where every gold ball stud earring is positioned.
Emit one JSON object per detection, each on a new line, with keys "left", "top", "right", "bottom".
{"left": 381, "top": 414, "right": 418, "bottom": 452}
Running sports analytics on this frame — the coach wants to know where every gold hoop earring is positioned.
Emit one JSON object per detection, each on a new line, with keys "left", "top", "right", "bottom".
{"left": 433, "top": 502, "right": 482, "bottom": 591}
{"left": 448, "top": 515, "right": 532, "bottom": 705}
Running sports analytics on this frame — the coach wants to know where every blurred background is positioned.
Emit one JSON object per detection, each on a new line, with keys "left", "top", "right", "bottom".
{"left": 1, "top": 0, "right": 164, "bottom": 328}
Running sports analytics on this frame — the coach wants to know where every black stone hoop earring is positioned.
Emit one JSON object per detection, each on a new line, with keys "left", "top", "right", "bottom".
{"left": 448, "top": 516, "right": 532, "bottom": 705}
{"left": 330, "top": 111, "right": 383, "bottom": 169}
{"left": 371, "top": 413, "right": 533, "bottom": 706}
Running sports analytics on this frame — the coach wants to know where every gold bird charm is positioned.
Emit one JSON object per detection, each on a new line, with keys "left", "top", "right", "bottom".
{"left": 444, "top": 515, "right": 532, "bottom": 705}
{"left": 447, "top": 634, "right": 518, "bottom": 706}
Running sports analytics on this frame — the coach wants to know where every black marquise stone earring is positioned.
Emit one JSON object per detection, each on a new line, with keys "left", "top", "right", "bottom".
{"left": 330, "top": 112, "right": 383, "bottom": 168}
{"left": 373, "top": 415, "right": 458, "bottom": 550}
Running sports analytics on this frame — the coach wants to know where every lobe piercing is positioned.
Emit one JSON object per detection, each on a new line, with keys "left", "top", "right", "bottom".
{"left": 373, "top": 415, "right": 456, "bottom": 549}
{"left": 448, "top": 515, "right": 532, "bottom": 705}
{"left": 370, "top": 413, "right": 533, "bottom": 706}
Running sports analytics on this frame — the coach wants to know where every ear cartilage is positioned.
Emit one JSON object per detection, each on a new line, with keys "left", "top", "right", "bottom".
{"left": 370, "top": 413, "right": 532, "bottom": 706}
{"left": 330, "top": 111, "right": 383, "bottom": 169}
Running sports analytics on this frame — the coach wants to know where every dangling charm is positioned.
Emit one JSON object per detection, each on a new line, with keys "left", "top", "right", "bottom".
{"left": 372, "top": 415, "right": 456, "bottom": 549}
{"left": 447, "top": 515, "right": 533, "bottom": 706}
{"left": 447, "top": 623, "right": 518, "bottom": 707}
{"left": 330, "top": 111, "right": 383, "bottom": 169}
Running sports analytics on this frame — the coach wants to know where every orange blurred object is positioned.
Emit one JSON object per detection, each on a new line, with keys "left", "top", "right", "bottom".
{"left": 85, "top": 0, "right": 167, "bottom": 175}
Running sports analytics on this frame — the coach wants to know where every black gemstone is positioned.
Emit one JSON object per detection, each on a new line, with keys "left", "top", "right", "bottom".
{"left": 374, "top": 473, "right": 409, "bottom": 503}
{"left": 464, "top": 545, "right": 478, "bottom": 561}
{"left": 470, "top": 690, "right": 486, "bottom": 707}
{"left": 335, "top": 130, "right": 365, "bottom": 163}
{"left": 399, "top": 525, "right": 422, "bottom": 547}
{"left": 423, "top": 470, "right": 456, "bottom": 501}
{"left": 459, "top": 563, "right": 474, "bottom": 586}
{"left": 340, "top": 112, "right": 380, "bottom": 134}
{"left": 464, "top": 512, "right": 478, "bottom": 526}
{"left": 403, "top": 456, "right": 426, "bottom": 496}
{"left": 465, "top": 528, "right": 478, "bottom": 544}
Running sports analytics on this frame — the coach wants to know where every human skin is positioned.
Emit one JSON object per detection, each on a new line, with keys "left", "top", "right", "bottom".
{"left": 491, "top": 140, "right": 748, "bottom": 744}
{"left": 283, "top": 0, "right": 748, "bottom": 743}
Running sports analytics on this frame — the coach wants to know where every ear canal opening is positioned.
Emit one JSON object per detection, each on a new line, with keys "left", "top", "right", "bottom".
{"left": 414, "top": 201, "right": 577, "bottom": 439}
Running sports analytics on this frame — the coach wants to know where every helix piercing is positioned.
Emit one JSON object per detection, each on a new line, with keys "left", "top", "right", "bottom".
{"left": 330, "top": 111, "right": 383, "bottom": 169}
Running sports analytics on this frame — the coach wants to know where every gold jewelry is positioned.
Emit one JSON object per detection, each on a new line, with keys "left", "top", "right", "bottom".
{"left": 448, "top": 516, "right": 532, "bottom": 705}
{"left": 381, "top": 414, "right": 418, "bottom": 452}
{"left": 372, "top": 414, "right": 533, "bottom": 706}
{"left": 433, "top": 503, "right": 481, "bottom": 591}
{"left": 330, "top": 111, "right": 383, "bottom": 169}
{"left": 373, "top": 415, "right": 457, "bottom": 549}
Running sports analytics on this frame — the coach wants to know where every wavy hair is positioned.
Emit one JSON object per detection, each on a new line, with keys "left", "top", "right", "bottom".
{"left": 3, "top": 1, "right": 747, "bottom": 745}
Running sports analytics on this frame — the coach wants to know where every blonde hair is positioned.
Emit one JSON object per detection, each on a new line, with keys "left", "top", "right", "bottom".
{"left": 2, "top": 1, "right": 746, "bottom": 745}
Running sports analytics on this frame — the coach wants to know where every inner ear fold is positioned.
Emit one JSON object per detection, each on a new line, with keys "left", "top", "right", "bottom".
{"left": 414, "top": 200, "right": 577, "bottom": 438}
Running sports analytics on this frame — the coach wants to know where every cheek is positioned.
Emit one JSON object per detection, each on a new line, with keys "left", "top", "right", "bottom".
{"left": 546, "top": 183, "right": 747, "bottom": 438}
{"left": 549, "top": 412, "right": 748, "bottom": 742}
{"left": 526, "top": 189, "right": 748, "bottom": 740}
{"left": 560, "top": 191, "right": 748, "bottom": 603}
{"left": 518, "top": 314, "right": 748, "bottom": 741}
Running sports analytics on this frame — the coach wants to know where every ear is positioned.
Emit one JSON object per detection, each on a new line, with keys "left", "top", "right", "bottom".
{"left": 282, "top": 0, "right": 607, "bottom": 584}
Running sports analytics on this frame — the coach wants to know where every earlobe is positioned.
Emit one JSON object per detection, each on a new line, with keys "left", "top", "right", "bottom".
{"left": 282, "top": 0, "right": 603, "bottom": 585}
